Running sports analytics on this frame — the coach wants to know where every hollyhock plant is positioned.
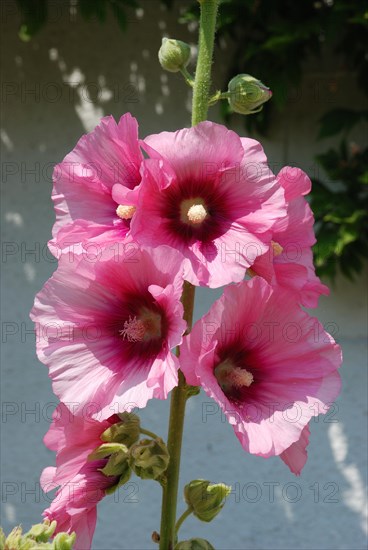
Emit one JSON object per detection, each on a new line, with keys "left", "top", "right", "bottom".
{"left": 180, "top": 277, "right": 341, "bottom": 463}
{"left": 23, "top": 1, "right": 344, "bottom": 548}
{"left": 128, "top": 122, "right": 286, "bottom": 288}
{"left": 49, "top": 113, "right": 143, "bottom": 256}
{"left": 30, "top": 247, "right": 186, "bottom": 418}
{"left": 250, "top": 166, "right": 329, "bottom": 307}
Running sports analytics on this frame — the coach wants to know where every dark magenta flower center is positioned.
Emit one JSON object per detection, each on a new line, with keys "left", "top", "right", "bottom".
{"left": 161, "top": 179, "right": 232, "bottom": 244}
{"left": 109, "top": 290, "right": 168, "bottom": 361}
{"left": 214, "top": 345, "right": 258, "bottom": 403}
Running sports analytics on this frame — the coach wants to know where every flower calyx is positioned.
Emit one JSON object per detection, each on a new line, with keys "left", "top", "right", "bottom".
{"left": 227, "top": 73, "right": 272, "bottom": 115}
{"left": 101, "top": 412, "right": 141, "bottom": 448}
{"left": 129, "top": 437, "right": 170, "bottom": 481}
{"left": 184, "top": 479, "right": 231, "bottom": 522}
{"left": 159, "top": 38, "right": 191, "bottom": 73}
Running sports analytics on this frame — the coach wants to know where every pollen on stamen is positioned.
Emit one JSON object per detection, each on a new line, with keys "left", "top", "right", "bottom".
{"left": 230, "top": 366, "right": 254, "bottom": 388}
{"left": 116, "top": 204, "right": 136, "bottom": 220}
{"left": 214, "top": 359, "right": 254, "bottom": 392}
{"left": 187, "top": 204, "right": 208, "bottom": 224}
{"left": 271, "top": 240, "right": 283, "bottom": 257}
{"left": 120, "top": 316, "right": 146, "bottom": 342}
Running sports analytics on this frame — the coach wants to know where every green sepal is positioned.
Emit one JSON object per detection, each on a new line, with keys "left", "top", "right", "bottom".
{"left": 99, "top": 452, "right": 130, "bottom": 478}
{"left": 158, "top": 38, "right": 191, "bottom": 73}
{"left": 104, "top": 465, "right": 132, "bottom": 495}
{"left": 227, "top": 74, "right": 272, "bottom": 115}
{"left": 87, "top": 442, "right": 128, "bottom": 461}
{"left": 52, "top": 532, "right": 76, "bottom": 550}
{"left": 129, "top": 438, "right": 169, "bottom": 480}
{"left": 25, "top": 520, "right": 57, "bottom": 542}
{"left": 184, "top": 479, "right": 231, "bottom": 523}
{"left": 101, "top": 413, "right": 140, "bottom": 447}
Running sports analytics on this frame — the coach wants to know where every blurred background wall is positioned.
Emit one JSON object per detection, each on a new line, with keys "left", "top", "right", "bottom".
{"left": 1, "top": 1, "right": 367, "bottom": 548}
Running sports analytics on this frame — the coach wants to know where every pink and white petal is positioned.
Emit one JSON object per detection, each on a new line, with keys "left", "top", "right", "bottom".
{"left": 149, "top": 351, "right": 180, "bottom": 399}
{"left": 40, "top": 467, "right": 57, "bottom": 491}
{"left": 277, "top": 166, "right": 311, "bottom": 201}
{"left": 240, "top": 137, "right": 269, "bottom": 166}
{"left": 112, "top": 184, "right": 140, "bottom": 206}
{"left": 148, "top": 283, "right": 186, "bottom": 349}
{"left": 143, "top": 122, "right": 244, "bottom": 182}
{"left": 280, "top": 424, "right": 311, "bottom": 475}
{"left": 71, "top": 508, "right": 97, "bottom": 550}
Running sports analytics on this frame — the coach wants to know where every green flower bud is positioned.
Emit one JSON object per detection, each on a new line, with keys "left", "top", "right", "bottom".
{"left": 2, "top": 523, "right": 76, "bottom": 550}
{"left": 25, "top": 520, "right": 57, "bottom": 543}
{"left": 184, "top": 480, "right": 231, "bottom": 523}
{"left": 227, "top": 74, "right": 272, "bottom": 115}
{"left": 101, "top": 413, "right": 140, "bottom": 448}
{"left": 87, "top": 442, "right": 128, "bottom": 461}
{"left": 52, "top": 532, "right": 76, "bottom": 550}
{"left": 5, "top": 526, "right": 23, "bottom": 549}
{"left": 129, "top": 438, "right": 169, "bottom": 480}
{"left": 15, "top": 538, "right": 34, "bottom": 550}
{"left": 158, "top": 38, "right": 191, "bottom": 73}
{"left": 175, "top": 539, "right": 214, "bottom": 550}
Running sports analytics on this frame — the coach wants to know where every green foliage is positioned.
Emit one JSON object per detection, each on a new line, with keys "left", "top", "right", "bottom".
{"left": 311, "top": 120, "right": 368, "bottom": 280}
{"left": 16, "top": 0, "right": 139, "bottom": 38}
{"left": 317, "top": 109, "right": 368, "bottom": 140}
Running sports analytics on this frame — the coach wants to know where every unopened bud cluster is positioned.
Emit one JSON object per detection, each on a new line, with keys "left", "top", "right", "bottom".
{"left": 0, "top": 521, "right": 75, "bottom": 550}
{"left": 88, "top": 413, "right": 169, "bottom": 488}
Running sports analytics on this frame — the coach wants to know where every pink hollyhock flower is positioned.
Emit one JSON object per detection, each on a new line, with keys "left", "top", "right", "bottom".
{"left": 180, "top": 277, "right": 341, "bottom": 464}
{"left": 30, "top": 247, "right": 186, "bottom": 418}
{"left": 50, "top": 113, "right": 143, "bottom": 256}
{"left": 250, "top": 166, "right": 329, "bottom": 307}
{"left": 129, "top": 122, "right": 286, "bottom": 288}
{"left": 41, "top": 404, "right": 120, "bottom": 550}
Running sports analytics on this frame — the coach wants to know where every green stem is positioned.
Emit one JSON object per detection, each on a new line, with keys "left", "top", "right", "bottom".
{"left": 159, "top": 1, "right": 219, "bottom": 547}
{"left": 158, "top": 371, "right": 188, "bottom": 549}
{"left": 180, "top": 67, "right": 195, "bottom": 87}
{"left": 159, "top": 283, "right": 196, "bottom": 550}
{"left": 191, "top": 0, "right": 220, "bottom": 126}
{"left": 175, "top": 507, "right": 193, "bottom": 535}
